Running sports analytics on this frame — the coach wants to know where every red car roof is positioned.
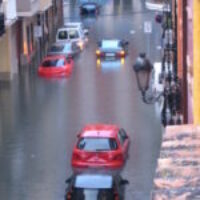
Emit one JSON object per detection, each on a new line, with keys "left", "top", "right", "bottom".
{"left": 80, "top": 124, "right": 119, "bottom": 138}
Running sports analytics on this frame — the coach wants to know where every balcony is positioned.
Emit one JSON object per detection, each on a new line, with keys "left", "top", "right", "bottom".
{"left": 16, "top": 0, "right": 39, "bottom": 17}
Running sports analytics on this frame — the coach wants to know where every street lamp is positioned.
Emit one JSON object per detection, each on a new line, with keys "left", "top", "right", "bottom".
{"left": 133, "top": 53, "right": 163, "bottom": 104}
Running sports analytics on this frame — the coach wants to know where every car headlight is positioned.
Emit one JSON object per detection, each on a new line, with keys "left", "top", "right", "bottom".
{"left": 77, "top": 41, "right": 84, "bottom": 50}
{"left": 96, "top": 50, "right": 101, "bottom": 55}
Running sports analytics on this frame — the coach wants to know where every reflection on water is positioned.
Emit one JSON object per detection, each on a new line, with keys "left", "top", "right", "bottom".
{"left": 81, "top": 16, "right": 98, "bottom": 29}
{"left": 96, "top": 58, "right": 125, "bottom": 72}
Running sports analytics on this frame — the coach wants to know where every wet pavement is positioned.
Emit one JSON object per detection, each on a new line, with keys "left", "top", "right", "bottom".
{"left": 0, "top": 0, "right": 162, "bottom": 199}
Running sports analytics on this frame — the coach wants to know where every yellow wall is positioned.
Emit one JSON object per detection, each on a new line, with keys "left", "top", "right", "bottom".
{"left": 0, "top": 31, "right": 10, "bottom": 73}
{"left": 193, "top": 0, "right": 200, "bottom": 124}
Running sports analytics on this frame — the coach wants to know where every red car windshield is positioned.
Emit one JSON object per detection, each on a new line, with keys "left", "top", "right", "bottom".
{"left": 42, "top": 59, "right": 65, "bottom": 68}
{"left": 77, "top": 138, "right": 118, "bottom": 151}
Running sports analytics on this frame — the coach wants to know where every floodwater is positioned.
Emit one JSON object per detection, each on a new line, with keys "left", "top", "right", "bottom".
{"left": 0, "top": 0, "right": 162, "bottom": 199}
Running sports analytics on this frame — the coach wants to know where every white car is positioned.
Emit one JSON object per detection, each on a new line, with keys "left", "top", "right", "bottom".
{"left": 56, "top": 22, "right": 88, "bottom": 50}
{"left": 64, "top": 22, "right": 89, "bottom": 37}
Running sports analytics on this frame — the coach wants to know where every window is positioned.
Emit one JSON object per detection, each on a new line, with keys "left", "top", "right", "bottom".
{"left": 42, "top": 59, "right": 65, "bottom": 67}
{"left": 102, "top": 40, "right": 120, "bottom": 49}
{"left": 58, "top": 31, "right": 68, "bottom": 40}
{"left": 68, "top": 30, "right": 79, "bottom": 39}
{"left": 77, "top": 138, "right": 118, "bottom": 151}
{"left": 64, "top": 44, "right": 72, "bottom": 52}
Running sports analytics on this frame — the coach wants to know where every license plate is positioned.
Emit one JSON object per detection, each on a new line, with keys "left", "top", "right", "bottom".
{"left": 106, "top": 53, "right": 115, "bottom": 57}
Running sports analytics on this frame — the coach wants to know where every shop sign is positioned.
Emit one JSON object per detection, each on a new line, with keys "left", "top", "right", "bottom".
{"left": 144, "top": 21, "right": 152, "bottom": 34}
{"left": 34, "top": 25, "right": 42, "bottom": 38}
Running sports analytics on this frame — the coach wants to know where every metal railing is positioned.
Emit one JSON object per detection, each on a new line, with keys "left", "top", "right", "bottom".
{"left": 159, "top": 0, "right": 183, "bottom": 126}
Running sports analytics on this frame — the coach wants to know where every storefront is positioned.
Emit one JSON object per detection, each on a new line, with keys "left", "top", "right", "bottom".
{"left": 0, "top": 0, "right": 18, "bottom": 80}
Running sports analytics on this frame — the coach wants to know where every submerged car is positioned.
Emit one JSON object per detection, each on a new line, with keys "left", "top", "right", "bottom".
{"left": 96, "top": 39, "right": 129, "bottom": 58}
{"left": 64, "top": 22, "right": 89, "bottom": 36}
{"left": 65, "top": 173, "right": 129, "bottom": 200}
{"left": 80, "top": 2, "right": 100, "bottom": 15}
{"left": 47, "top": 42, "right": 81, "bottom": 58}
{"left": 71, "top": 124, "right": 129, "bottom": 169}
{"left": 56, "top": 25, "right": 88, "bottom": 50}
{"left": 38, "top": 55, "right": 74, "bottom": 77}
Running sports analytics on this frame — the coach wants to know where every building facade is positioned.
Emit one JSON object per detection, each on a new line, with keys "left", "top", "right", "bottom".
{"left": 176, "top": 0, "right": 200, "bottom": 125}
{"left": 0, "top": 0, "right": 18, "bottom": 80}
{"left": 0, "top": 0, "right": 63, "bottom": 80}
{"left": 16, "top": 0, "right": 63, "bottom": 73}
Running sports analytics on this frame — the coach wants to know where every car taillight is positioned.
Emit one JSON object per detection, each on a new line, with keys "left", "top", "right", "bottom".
{"left": 113, "top": 154, "right": 123, "bottom": 161}
{"left": 96, "top": 50, "right": 101, "bottom": 56}
{"left": 114, "top": 189, "right": 120, "bottom": 200}
{"left": 66, "top": 191, "right": 72, "bottom": 200}
{"left": 117, "top": 50, "right": 125, "bottom": 57}
{"left": 120, "top": 50, "right": 125, "bottom": 56}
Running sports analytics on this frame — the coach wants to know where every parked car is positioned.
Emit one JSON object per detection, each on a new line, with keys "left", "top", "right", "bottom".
{"left": 38, "top": 55, "right": 74, "bottom": 77}
{"left": 80, "top": 2, "right": 100, "bottom": 15}
{"left": 64, "top": 22, "right": 89, "bottom": 35}
{"left": 65, "top": 173, "right": 129, "bottom": 200}
{"left": 56, "top": 22, "right": 89, "bottom": 50}
{"left": 71, "top": 124, "right": 130, "bottom": 169}
{"left": 47, "top": 42, "right": 81, "bottom": 58}
{"left": 96, "top": 39, "right": 129, "bottom": 58}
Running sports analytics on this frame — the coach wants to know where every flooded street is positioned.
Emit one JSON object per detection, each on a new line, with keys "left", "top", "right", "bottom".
{"left": 0, "top": 0, "right": 162, "bottom": 199}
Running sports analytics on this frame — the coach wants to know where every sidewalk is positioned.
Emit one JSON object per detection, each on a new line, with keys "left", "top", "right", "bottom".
{"left": 152, "top": 125, "right": 200, "bottom": 199}
{"left": 145, "top": 0, "right": 164, "bottom": 11}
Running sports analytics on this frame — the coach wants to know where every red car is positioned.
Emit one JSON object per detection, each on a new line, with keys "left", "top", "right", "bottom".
{"left": 71, "top": 124, "right": 129, "bottom": 169}
{"left": 38, "top": 55, "right": 74, "bottom": 77}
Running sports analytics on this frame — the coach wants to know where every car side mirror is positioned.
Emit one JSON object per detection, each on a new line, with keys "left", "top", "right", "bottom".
{"left": 65, "top": 177, "right": 72, "bottom": 184}
{"left": 120, "top": 179, "right": 129, "bottom": 185}
{"left": 125, "top": 41, "right": 129, "bottom": 45}
{"left": 84, "top": 29, "right": 89, "bottom": 36}
{"left": 122, "top": 41, "right": 129, "bottom": 46}
{"left": 66, "top": 58, "right": 72, "bottom": 64}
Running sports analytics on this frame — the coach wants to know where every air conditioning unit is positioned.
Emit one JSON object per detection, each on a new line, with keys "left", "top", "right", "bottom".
{"left": 0, "top": 12, "right": 5, "bottom": 37}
